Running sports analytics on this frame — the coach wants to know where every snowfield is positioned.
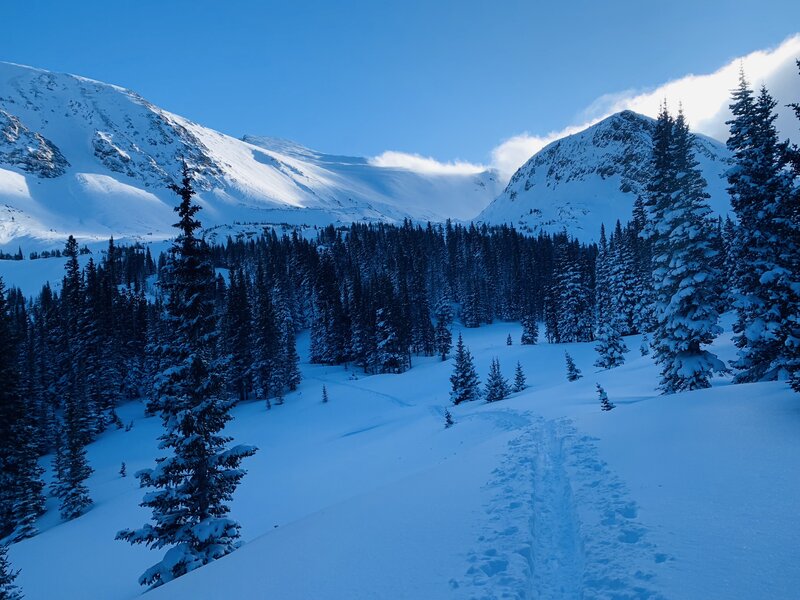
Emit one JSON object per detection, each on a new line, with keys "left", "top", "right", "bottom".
{"left": 7, "top": 317, "right": 800, "bottom": 599}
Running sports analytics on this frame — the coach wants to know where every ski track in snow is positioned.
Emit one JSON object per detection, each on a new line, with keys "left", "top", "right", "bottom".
{"left": 455, "top": 416, "right": 668, "bottom": 599}
{"left": 304, "top": 373, "right": 414, "bottom": 407}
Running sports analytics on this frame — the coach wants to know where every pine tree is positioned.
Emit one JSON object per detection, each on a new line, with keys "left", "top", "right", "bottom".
{"left": 321, "top": 385, "right": 328, "bottom": 404}
{"left": 597, "top": 384, "right": 615, "bottom": 411}
{"left": 520, "top": 314, "right": 538, "bottom": 345}
{"left": 120, "top": 462, "right": 127, "bottom": 478}
{"left": 449, "top": 334, "right": 480, "bottom": 405}
{"left": 565, "top": 352, "right": 582, "bottom": 381}
{"left": 0, "top": 279, "right": 45, "bottom": 542}
{"left": 116, "top": 165, "right": 257, "bottom": 588}
{"left": 251, "top": 264, "right": 280, "bottom": 405}
{"left": 57, "top": 398, "right": 93, "bottom": 520}
{"left": 433, "top": 297, "right": 453, "bottom": 361}
{"left": 512, "top": 361, "right": 527, "bottom": 393}
{"left": 726, "top": 73, "right": 800, "bottom": 384}
{"left": 594, "top": 320, "right": 628, "bottom": 369}
{"left": 0, "top": 544, "right": 23, "bottom": 600}
{"left": 484, "top": 358, "right": 509, "bottom": 402}
{"left": 444, "top": 409, "right": 454, "bottom": 429}
{"left": 648, "top": 106, "right": 724, "bottom": 393}
{"left": 640, "top": 332, "right": 650, "bottom": 356}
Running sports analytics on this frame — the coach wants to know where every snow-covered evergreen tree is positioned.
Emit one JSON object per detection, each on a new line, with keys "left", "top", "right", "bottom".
{"left": 0, "top": 279, "right": 45, "bottom": 541}
{"left": 520, "top": 314, "right": 538, "bottom": 345}
{"left": 594, "top": 320, "right": 628, "bottom": 369}
{"left": 484, "top": 358, "right": 510, "bottom": 402}
{"left": 450, "top": 334, "right": 480, "bottom": 405}
{"left": 433, "top": 297, "right": 453, "bottom": 361}
{"left": 565, "top": 352, "right": 582, "bottom": 381}
{"left": 648, "top": 106, "right": 725, "bottom": 393}
{"left": 597, "top": 384, "right": 615, "bottom": 411}
{"left": 116, "top": 165, "right": 257, "bottom": 588}
{"left": 321, "top": 385, "right": 328, "bottom": 404}
{"left": 506, "top": 334, "right": 512, "bottom": 346}
{"left": 726, "top": 72, "right": 800, "bottom": 384}
{"left": 444, "top": 409, "right": 454, "bottom": 429}
{"left": 0, "top": 544, "right": 23, "bottom": 600}
{"left": 512, "top": 361, "right": 527, "bottom": 393}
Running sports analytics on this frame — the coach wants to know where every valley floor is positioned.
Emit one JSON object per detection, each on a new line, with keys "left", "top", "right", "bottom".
{"left": 8, "top": 318, "right": 800, "bottom": 599}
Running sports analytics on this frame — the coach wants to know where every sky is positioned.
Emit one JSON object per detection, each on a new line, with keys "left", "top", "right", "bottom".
{"left": 2, "top": 1, "right": 799, "bottom": 178}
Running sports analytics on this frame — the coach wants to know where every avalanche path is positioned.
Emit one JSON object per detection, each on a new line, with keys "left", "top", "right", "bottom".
{"left": 456, "top": 415, "right": 668, "bottom": 599}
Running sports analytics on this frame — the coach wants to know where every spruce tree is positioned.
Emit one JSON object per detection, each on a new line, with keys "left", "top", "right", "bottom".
{"left": 0, "top": 279, "right": 45, "bottom": 541}
{"left": 565, "top": 352, "right": 582, "bottom": 381}
{"left": 444, "top": 409, "right": 454, "bottom": 429}
{"left": 597, "top": 384, "right": 615, "bottom": 411}
{"left": 433, "top": 297, "right": 453, "bottom": 361}
{"left": 649, "top": 106, "right": 724, "bottom": 393}
{"left": 594, "top": 320, "right": 628, "bottom": 369}
{"left": 484, "top": 358, "right": 510, "bottom": 402}
{"left": 506, "top": 334, "right": 512, "bottom": 346}
{"left": 0, "top": 544, "right": 23, "bottom": 600}
{"left": 116, "top": 165, "right": 257, "bottom": 588}
{"left": 512, "top": 361, "right": 527, "bottom": 393}
{"left": 449, "top": 334, "right": 480, "bottom": 405}
{"left": 321, "top": 385, "right": 328, "bottom": 404}
{"left": 520, "top": 314, "right": 538, "bottom": 345}
{"left": 726, "top": 73, "right": 800, "bottom": 384}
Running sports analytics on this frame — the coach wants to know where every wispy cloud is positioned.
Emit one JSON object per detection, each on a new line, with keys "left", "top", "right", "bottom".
{"left": 369, "top": 151, "right": 487, "bottom": 175}
{"left": 489, "top": 34, "right": 800, "bottom": 179}
{"left": 372, "top": 34, "right": 800, "bottom": 182}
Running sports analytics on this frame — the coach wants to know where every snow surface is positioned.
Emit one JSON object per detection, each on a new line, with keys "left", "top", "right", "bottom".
{"left": 7, "top": 314, "right": 800, "bottom": 599}
{"left": 0, "top": 62, "right": 502, "bottom": 252}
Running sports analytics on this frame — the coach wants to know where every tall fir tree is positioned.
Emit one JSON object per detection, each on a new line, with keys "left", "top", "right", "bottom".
{"left": 433, "top": 297, "right": 453, "bottom": 361}
{"left": 484, "top": 358, "right": 510, "bottom": 402}
{"left": 0, "top": 279, "right": 45, "bottom": 541}
{"left": 648, "top": 106, "right": 724, "bottom": 393}
{"left": 512, "top": 361, "right": 527, "bottom": 393}
{"left": 116, "top": 165, "right": 257, "bottom": 588}
{"left": 449, "top": 334, "right": 480, "bottom": 405}
{"left": 520, "top": 314, "right": 539, "bottom": 345}
{"left": 726, "top": 72, "right": 800, "bottom": 384}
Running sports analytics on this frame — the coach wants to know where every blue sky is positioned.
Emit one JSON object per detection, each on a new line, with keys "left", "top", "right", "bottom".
{"left": 2, "top": 0, "right": 799, "bottom": 170}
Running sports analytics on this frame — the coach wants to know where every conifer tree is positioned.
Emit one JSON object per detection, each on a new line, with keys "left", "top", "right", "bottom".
{"left": 0, "top": 544, "right": 23, "bottom": 600}
{"left": 321, "top": 385, "right": 328, "bottom": 404}
{"left": 512, "top": 361, "right": 527, "bottom": 393}
{"left": 433, "top": 297, "right": 453, "bottom": 361}
{"left": 594, "top": 320, "right": 628, "bottom": 369}
{"left": 116, "top": 165, "right": 257, "bottom": 588}
{"left": 450, "top": 334, "right": 480, "bottom": 405}
{"left": 251, "top": 264, "right": 280, "bottom": 404}
{"left": 484, "top": 358, "right": 510, "bottom": 402}
{"left": 120, "top": 462, "right": 127, "bottom": 478}
{"left": 648, "top": 106, "right": 724, "bottom": 393}
{"left": 0, "top": 279, "right": 45, "bottom": 541}
{"left": 520, "top": 314, "right": 538, "bottom": 345}
{"left": 565, "top": 352, "right": 582, "bottom": 381}
{"left": 506, "top": 334, "right": 512, "bottom": 346}
{"left": 726, "top": 73, "right": 800, "bottom": 384}
{"left": 444, "top": 409, "right": 454, "bottom": 429}
{"left": 597, "top": 384, "right": 615, "bottom": 411}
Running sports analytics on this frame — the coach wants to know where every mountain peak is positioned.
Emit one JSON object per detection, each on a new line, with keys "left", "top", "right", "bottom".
{"left": 477, "top": 110, "right": 730, "bottom": 240}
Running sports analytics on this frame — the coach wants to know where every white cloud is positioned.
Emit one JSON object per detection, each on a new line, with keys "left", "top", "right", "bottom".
{"left": 369, "top": 150, "right": 486, "bottom": 175}
{"left": 490, "top": 34, "right": 800, "bottom": 180}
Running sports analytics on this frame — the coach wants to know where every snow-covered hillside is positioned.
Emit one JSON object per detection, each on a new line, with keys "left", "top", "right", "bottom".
{"left": 7, "top": 316, "right": 799, "bottom": 599}
{"left": 0, "top": 62, "right": 502, "bottom": 250}
{"left": 478, "top": 111, "right": 732, "bottom": 240}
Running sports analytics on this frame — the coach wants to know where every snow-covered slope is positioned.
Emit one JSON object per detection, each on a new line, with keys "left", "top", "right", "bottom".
{"left": 0, "top": 62, "right": 502, "bottom": 250}
{"left": 478, "top": 111, "right": 732, "bottom": 240}
{"left": 7, "top": 316, "right": 800, "bottom": 599}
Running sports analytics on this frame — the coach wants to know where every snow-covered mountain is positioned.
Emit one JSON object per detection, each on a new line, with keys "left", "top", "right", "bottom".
{"left": 0, "top": 62, "right": 502, "bottom": 249}
{"left": 478, "top": 110, "right": 732, "bottom": 240}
